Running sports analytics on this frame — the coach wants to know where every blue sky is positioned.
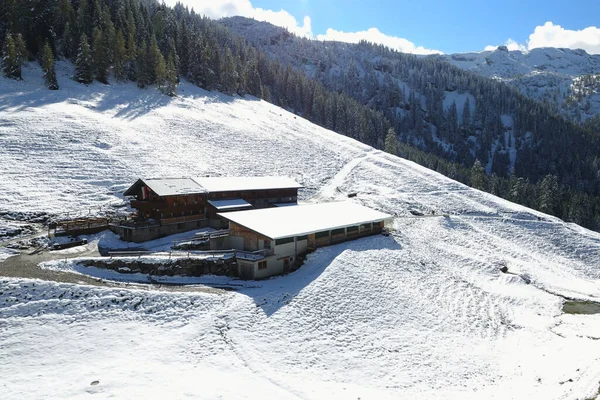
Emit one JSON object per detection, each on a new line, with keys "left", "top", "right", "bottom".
{"left": 168, "top": 0, "right": 600, "bottom": 54}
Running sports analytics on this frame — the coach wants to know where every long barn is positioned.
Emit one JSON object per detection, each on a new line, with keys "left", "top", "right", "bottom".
{"left": 219, "top": 201, "right": 393, "bottom": 279}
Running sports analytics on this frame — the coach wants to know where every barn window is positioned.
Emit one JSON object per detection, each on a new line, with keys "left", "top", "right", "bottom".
{"left": 275, "top": 237, "right": 294, "bottom": 245}
{"left": 258, "top": 260, "right": 267, "bottom": 270}
{"left": 315, "top": 231, "right": 329, "bottom": 239}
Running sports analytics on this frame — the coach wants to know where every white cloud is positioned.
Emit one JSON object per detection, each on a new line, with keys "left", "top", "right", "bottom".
{"left": 162, "top": 1, "right": 440, "bottom": 54}
{"left": 316, "top": 27, "right": 442, "bottom": 55}
{"left": 484, "top": 38, "right": 527, "bottom": 52}
{"left": 527, "top": 21, "right": 600, "bottom": 54}
{"left": 161, "top": 0, "right": 312, "bottom": 37}
{"left": 484, "top": 22, "right": 600, "bottom": 54}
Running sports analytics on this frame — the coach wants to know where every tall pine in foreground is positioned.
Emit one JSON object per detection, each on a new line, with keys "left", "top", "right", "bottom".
{"left": 2, "top": 33, "right": 21, "bottom": 79}
{"left": 165, "top": 52, "right": 178, "bottom": 97}
{"left": 2, "top": 32, "right": 25, "bottom": 80}
{"left": 74, "top": 34, "right": 93, "bottom": 84}
{"left": 40, "top": 42, "right": 58, "bottom": 90}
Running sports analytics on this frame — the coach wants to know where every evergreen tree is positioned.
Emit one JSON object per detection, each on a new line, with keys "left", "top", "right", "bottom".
{"left": 165, "top": 52, "right": 178, "bottom": 96}
{"left": 40, "top": 41, "right": 59, "bottom": 90}
{"left": 92, "top": 27, "right": 109, "bottom": 83}
{"left": 113, "top": 29, "right": 127, "bottom": 81}
{"left": 220, "top": 48, "right": 237, "bottom": 95}
{"left": 155, "top": 51, "right": 167, "bottom": 93}
{"left": 462, "top": 97, "right": 471, "bottom": 127}
{"left": 126, "top": 31, "right": 137, "bottom": 81}
{"left": 14, "top": 33, "right": 27, "bottom": 64}
{"left": 384, "top": 128, "right": 399, "bottom": 156}
{"left": 136, "top": 40, "right": 149, "bottom": 88}
{"left": 2, "top": 33, "right": 21, "bottom": 79}
{"left": 74, "top": 34, "right": 93, "bottom": 84}
{"left": 470, "top": 159, "right": 487, "bottom": 190}
{"left": 538, "top": 174, "right": 559, "bottom": 215}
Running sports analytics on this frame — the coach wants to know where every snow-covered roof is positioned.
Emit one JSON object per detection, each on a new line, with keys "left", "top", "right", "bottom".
{"left": 219, "top": 201, "right": 392, "bottom": 239}
{"left": 124, "top": 178, "right": 206, "bottom": 197}
{"left": 193, "top": 176, "right": 302, "bottom": 192}
{"left": 207, "top": 199, "right": 252, "bottom": 211}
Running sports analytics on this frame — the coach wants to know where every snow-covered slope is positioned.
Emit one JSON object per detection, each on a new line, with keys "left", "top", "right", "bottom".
{"left": 444, "top": 47, "right": 600, "bottom": 121}
{"left": 2, "top": 63, "right": 600, "bottom": 399}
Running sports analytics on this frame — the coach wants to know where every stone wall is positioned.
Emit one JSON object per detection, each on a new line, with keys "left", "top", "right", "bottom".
{"left": 82, "top": 257, "right": 238, "bottom": 277}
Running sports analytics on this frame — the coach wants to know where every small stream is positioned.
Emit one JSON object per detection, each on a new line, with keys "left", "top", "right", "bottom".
{"left": 563, "top": 300, "right": 600, "bottom": 315}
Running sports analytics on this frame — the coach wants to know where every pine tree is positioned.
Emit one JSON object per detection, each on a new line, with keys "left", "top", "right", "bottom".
{"left": 462, "top": 97, "right": 471, "bottom": 127}
{"left": 74, "top": 34, "right": 93, "bottom": 84}
{"left": 164, "top": 52, "right": 178, "bottom": 97}
{"left": 384, "top": 128, "right": 399, "bottom": 156}
{"left": 126, "top": 31, "right": 137, "bottom": 81}
{"left": 40, "top": 41, "right": 59, "bottom": 90}
{"left": 92, "top": 27, "right": 109, "bottom": 83}
{"left": 220, "top": 48, "right": 238, "bottom": 95}
{"left": 155, "top": 51, "right": 167, "bottom": 93}
{"left": 136, "top": 40, "right": 149, "bottom": 88}
{"left": 113, "top": 29, "right": 127, "bottom": 81}
{"left": 538, "top": 174, "right": 559, "bottom": 215}
{"left": 470, "top": 159, "right": 487, "bottom": 190}
{"left": 147, "top": 35, "right": 160, "bottom": 84}
{"left": 2, "top": 33, "right": 21, "bottom": 79}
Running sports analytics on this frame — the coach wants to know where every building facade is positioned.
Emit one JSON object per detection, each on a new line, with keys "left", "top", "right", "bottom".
{"left": 113, "top": 176, "right": 302, "bottom": 242}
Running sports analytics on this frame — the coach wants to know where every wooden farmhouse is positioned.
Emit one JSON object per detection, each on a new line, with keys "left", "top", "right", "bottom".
{"left": 218, "top": 202, "right": 393, "bottom": 279}
{"left": 113, "top": 176, "right": 302, "bottom": 242}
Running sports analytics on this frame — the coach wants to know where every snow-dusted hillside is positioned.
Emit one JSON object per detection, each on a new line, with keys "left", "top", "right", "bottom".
{"left": 444, "top": 47, "right": 600, "bottom": 121}
{"left": 2, "top": 63, "right": 600, "bottom": 400}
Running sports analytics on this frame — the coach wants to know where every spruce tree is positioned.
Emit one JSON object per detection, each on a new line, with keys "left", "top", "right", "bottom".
{"left": 155, "top": 51, "right": 167, "bottom": 93}
{"left": 40, "top": 42, "right": 59, "bottom": 90}
{"left": 470, "top": 160, "right": 487, "bottom": 190}
{"left": 165, "top": 52, "right": 178, "bottom": 97}
{"left": 384, "top": 128, "right": 399, "bottom": 156}
{"left": 74, "top": 34, "right": 93, "bottom": 84}
{"left": 2, "top": 33, "right": 21, "bottom": 79}
{"left": 136, "top": 40, "right": 149, "bottom": 88}
{"left": 14, "top": 33, "right": 27, "bottom": 64}
{"left": 126, "top": 32, "right": 137, "bottom": 81}
{"left": 113, "top": 29, "right": 127, "bottom": 81}
{"left": 92, "top": 27, "right": 109, "bottom": 84}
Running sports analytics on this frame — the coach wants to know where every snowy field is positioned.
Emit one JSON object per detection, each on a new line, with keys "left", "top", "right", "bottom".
{"left": 1, "top": 63, "right": 600, "bottom": 399}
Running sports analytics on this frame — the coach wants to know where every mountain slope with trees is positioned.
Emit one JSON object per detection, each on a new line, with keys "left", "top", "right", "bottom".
{"left": 222, "top": 17, "right": 600, "bottom": 230}
{"left": 1, "top": 2, "right": 600, "bottom": 230}
{"left": 442, "top": 46, "right": 600, "bottom": 123}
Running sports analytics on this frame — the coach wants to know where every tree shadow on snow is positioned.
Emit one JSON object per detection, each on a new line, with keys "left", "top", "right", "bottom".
{"left": 240, "top": 234, "right": 402, "bottom": 317}
{"left": 0, "top": 77, "right": 259, "bottom": 120}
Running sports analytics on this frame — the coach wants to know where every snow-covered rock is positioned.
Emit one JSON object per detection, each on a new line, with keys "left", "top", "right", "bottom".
{"left": 444, "top": 47, "right": 600, "bottom": 121}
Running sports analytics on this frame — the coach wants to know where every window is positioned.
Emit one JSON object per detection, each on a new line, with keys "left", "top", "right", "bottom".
{"left": 315, "top": 231, "right": 329, "bottom": 239}
{"left": 347, "top": 226, "right": 358, "bottom": 233}
{"left": 360, "top": 223, "right": 372, "bottom": 230}
{"left": 263, "top": 240, "right": 271, "bottom": 249}
{"left": 275, "top": 237, "right": 294, "bottom": 246}
{"left": 331, "top": 228, "right": 345, "bottom": 235}
{"left": 296, "top": 235, "right": 308, "bottom": 241}
{"left": 258, "top": 260, "right": 267, "bottom": 270}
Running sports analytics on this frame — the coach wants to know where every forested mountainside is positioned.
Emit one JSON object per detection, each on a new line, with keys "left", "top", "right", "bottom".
{"left": 222, "top": 17, "right": 600, "bottom": 230}
{"left": 442, "top": 46, "right": 600, "bottom": 125}
{"left": 1, "top": 2, "right": 600, "bottom": 230}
